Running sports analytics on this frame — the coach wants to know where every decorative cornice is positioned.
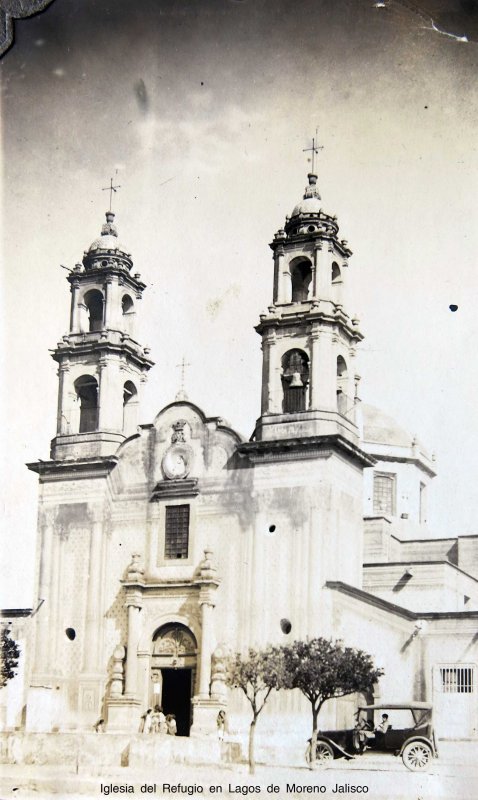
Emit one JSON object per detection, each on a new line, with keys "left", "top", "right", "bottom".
{"left": 238, "top": 434, "right": 375, "bottom": 468}
{"left": 51, "top": 335, "right": 154, "bottom": 371}
{"left": 27, "top": 455, "right": 118, "bottom": 481}
{"left": 151, "top": 477, "right": 199, "bottom": 500}
{"left": 255, "top": 307, "right": 363, "bottom": 343}
{"left": 67, "top": 266, "right": 146, "bottom": 294}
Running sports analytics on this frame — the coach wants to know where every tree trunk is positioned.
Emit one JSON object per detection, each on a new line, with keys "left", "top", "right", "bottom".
{"left": 308, "top": 703, "right": 320, "bottom": 769}
{"left": 248, "top": 716, "right": 257, "bottom": 775}
{"left": 312, "top": 704, "right": 319, "bottom": 735}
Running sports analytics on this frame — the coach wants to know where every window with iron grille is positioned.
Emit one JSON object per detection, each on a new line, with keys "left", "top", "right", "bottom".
{"left": 373, "top": 472, "right": 396, "bottom": 516}
{"left": 165, "top": 505, "right": 190, "bottom": 560}
{"left": 439, "top": 665, "right": 475, "bottom": 694}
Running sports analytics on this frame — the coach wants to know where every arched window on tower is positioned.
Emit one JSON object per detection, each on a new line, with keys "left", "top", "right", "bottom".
{"left": 331, "top": 262, "right": 341, "bottom": 283}
{"left": 83, "top": 289, "right": 104, "bottom": 332}
{"left": 121, "top": 294, "right": 135, "bottom": 336}
{"left": 336, "top": 355, "right": 348, "bottom": 415}
{"left": 123, "top": 380, "right": 138, "bottom": 435}
{"left": 290, "top": 259, "right": 312, "bottom": 303}
{"left": 74, "top": 375, "right": 98, "bottom": 433}
{"left": 281, "top": 349, "right": 309, "bottom": 413}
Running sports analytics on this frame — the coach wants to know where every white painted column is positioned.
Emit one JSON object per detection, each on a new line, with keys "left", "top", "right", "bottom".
{"left": 125, "top": 602, "right": 142, "bottom": 697}
{"left": 82, "top": 516, "right": 104, "bottom": 672}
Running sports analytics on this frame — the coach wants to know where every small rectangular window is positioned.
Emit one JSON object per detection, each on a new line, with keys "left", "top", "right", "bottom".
{"left": 439, "top": 666, "right": 475, "bottom": 694}
{"left": 164, "top": 505, "right": 190, "bottom": 560}
{"left": 373, "top": 472, "right": 396, "bottom": 516}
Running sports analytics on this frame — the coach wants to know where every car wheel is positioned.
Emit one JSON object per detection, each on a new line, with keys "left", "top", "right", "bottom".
{"left": 314, "top": 741, "right": 334, "bottom": 762}
{"left": 402, "top": 740, "right": 433, "bottom": 772}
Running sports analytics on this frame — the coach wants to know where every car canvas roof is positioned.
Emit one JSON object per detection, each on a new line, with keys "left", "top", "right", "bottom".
{"left": 359, "top": 702, "right": 432, "bottom": 711}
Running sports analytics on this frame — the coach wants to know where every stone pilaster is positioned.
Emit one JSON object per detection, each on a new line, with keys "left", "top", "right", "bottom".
{"left": 308, "top": 327, "right": 320, "bottom": 410}
{"left": 56, "top": 362, "right": 70, "bottom": 435}
{"left": 260, "top": 330, "right": 276, "bottom": 415}
{"left": 191, "top": 549, "right": 224, "bottom": 736}
{"left": 82, "top": 513, "right": 104, "bottom": 672}
{"left": 33, "top": 508, "right": 55, "bottom": 675}
{"left": 70, "top": 279, "right": 80, "bottom": 332}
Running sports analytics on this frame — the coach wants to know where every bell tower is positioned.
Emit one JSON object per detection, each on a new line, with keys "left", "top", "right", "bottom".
{"left": 255, "top": 166, "right": 363, "bottom": 444}
{"left": 51, "top": 209, "right": 154, "bottom": 460}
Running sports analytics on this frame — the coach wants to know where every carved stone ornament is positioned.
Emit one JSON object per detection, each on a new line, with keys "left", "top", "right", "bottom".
{"left": 197, "top": 548, "right": 218, "bottom": 581}
{"left": 152, "top": 627, "right": 196, "bottom": 658}
{"left": 211, "top": 643, "right": 229, "bottom": 700}
{"left": 0, "top": 0, "right": 56, "bottom": 56}
{"left": 171, "top": 419, "right": 188, "bottom": 443}
{"left": 109, "top": 644, "right": 125, "bottom": 697}
{"left": 123, "top": 552, "right": 144, "bottom": 581}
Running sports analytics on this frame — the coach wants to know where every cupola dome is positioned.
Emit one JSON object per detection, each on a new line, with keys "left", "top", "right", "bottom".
{"left": 291, "top": 173, "right": 322, "bottom": 217}
{"left": 83, "top": 211, "right": 133, "bottom": 271}
{"left": 87, "top": 211, "right": 129, "bottom": 255}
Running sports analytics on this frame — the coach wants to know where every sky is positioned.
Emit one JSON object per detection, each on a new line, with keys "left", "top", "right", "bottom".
{"left": 1, "top": 0, "right": 478, "bottom": 606}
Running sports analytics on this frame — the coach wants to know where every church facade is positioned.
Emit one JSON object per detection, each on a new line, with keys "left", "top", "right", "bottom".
{"left": 20, "top": 170, "right": 478, "bottom": 744}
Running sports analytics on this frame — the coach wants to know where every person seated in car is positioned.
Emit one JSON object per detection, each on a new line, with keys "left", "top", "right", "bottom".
{"left": 375, "top": 713, "right": 391, "bottom": 734}
{"left": 353, "top": 711, "right": 374, "bottom": 750}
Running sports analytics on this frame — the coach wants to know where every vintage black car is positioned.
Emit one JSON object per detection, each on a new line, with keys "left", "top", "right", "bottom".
{"left": 306, "top": 702, "right": 438, "bottom": 772}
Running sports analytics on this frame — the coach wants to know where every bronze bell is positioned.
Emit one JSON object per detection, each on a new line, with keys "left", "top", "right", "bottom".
{"left": 289, "top": 372, "right": 303, "bottom": 388}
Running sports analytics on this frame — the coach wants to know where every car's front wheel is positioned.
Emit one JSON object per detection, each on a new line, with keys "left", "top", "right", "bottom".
{"left": 312, "top": 740, "right": 334, "bottom": 765}
{"left": 401, "top": 740, "right": 433, "bottom": 772}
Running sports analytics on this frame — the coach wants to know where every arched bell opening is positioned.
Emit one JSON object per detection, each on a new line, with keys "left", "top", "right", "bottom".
{"left": 281, "top": 349, "right": 309, "bottom": 413}
{"left": 336, "top": 355, "right": 348, "bottom": 415}
{"left": 150, "top": 623, "right": 198, "bottom": 736}
{"left": 121, "top": 294, "right": 135, "bottom": 335}
{"left": 290, "top": 258, "right": 312, "bottom": 303}
{"left": 74, "top": 374, "right": 98, "bottom": 433}
{"left": 331, "top": 261, "right": 342, "bottom": 283}
{"left": 122, "top": 380, "right": 138, "bottom": 435}
{"left": 83, "top": 289, "right": 104, "bottom": 332}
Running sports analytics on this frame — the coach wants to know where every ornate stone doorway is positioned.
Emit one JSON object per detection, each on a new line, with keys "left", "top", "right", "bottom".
{"left": 150, "top": 623, "right": 197, "bottom": 736}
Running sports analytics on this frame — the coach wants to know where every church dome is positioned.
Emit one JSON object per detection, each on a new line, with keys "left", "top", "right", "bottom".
{"left": 362, "top": 404, "right": 413, "bottom": 448}
{"left": 291, "top": 195, "right": 322, "bottom": 217}
{"left": 83, "top": 211, "right": 133, "bottom": 271}
{"left": 87, "top": 211, "right": 129, "bottom": 255}
{"left": 290, "top": 173, "right": 322, "bottom": 218}
{"left": 88, "top": 234, "right": 128, "bottom": 253}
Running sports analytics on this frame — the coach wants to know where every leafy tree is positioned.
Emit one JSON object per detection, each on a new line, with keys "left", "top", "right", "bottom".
{"left": 225, "top": 646, "right": 286, "bottom": 774}
{"left": 282, "top": 638, "right": 383, "bottom": 737}
{"left": 1, "top": 626, "right": 20, "bottom": 688}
